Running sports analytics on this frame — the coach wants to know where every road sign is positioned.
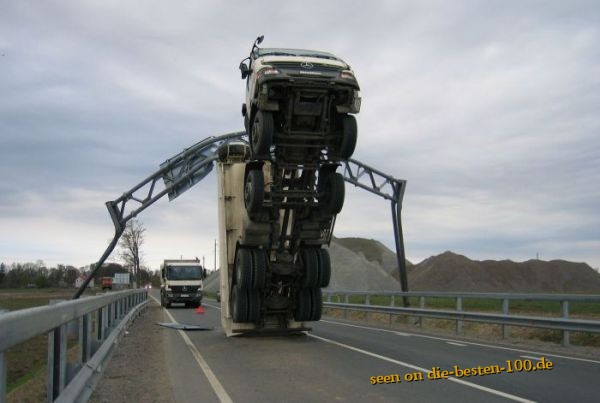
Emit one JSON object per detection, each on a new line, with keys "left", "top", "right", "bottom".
{"left": 114, "top": 273, "right": 130, "bottom": 284}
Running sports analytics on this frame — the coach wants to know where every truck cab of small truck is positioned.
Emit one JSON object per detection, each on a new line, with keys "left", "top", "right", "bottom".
{"left": 239, "top": 36, "right": 360, "bottom": 162}
{"left": 160, "top": 259, "right": 207, "bottom": 308}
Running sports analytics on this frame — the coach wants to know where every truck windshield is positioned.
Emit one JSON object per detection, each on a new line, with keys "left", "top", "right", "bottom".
{"left": 166, "top": 266, "right": 203, "bottom": 280}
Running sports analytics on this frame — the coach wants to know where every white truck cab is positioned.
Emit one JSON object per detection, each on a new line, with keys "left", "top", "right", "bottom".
{"left": 160, "top": 259, "right": 206, "bottom": 308}
{"left": 239, "top": 36, "right": 360, "bottom": 162}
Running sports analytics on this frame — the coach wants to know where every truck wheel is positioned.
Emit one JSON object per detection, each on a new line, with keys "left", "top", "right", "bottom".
{"left": 311, "top": 288, "right": 323, "bottom": 321}
{"left": 232, "top": 285, "right": 248, "bottom": 322}
{"left": 244, "top": 169, "right": 264, "bottom": 219}
{"left": 251, "top": 110, "right": 273, "bottom": 157}
{"left": 294, "top": 288, "right": 312, "bottom": 321}
{"left": 295, "top": 288, "right": 322, "bottom": 321}
{"left": 300, "top": 248, "right": 319, "bottom": 288}
{"left": 316, "top": 248, "right": 331, "bottom": 287}
{"left": 337, "top": 114, "right": 357, "bottom": 159}
{"left": 247, "top": 289, "right": 261, "bottom": 322}
{"left": 235, "top": 248, "right": 253, "bottom": 289}
{"left": 318, "top": 172, "right": 345, "bottom": 215}
{"left": 250, "top": 248, "right": 267, "bottom": 289}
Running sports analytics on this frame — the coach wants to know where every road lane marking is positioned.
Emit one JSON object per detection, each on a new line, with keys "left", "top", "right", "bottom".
{"left": 447, "top": 342, "right": 467, "bottom": 347}
{"left": 321, "top": 319, "right": 412, "bottom": 335}
{"left": 520, "top": 356, "right": 543, "bottom": 361}
{"left": 308, "top": 333, "right": 535, "bottom": 403}
{"left": 203, "top": 302, "right": 221, "bottom": 310}
{"left": 319, "top": 319, "right": 600, "bottom": 364}
{"left": 149, "top": 295, "right": 232, "bottom": 403}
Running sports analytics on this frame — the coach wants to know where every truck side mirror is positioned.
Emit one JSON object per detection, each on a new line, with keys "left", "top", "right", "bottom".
{"left": 203, "top": 268, "right": 208, "bottom": 279}
{"left": 239, "top": 62, "right": 249, "bottom": 79}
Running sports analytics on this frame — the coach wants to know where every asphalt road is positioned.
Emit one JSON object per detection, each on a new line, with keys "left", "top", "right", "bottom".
{"left": 148, "top": 290, "right": 600, "bottom": 403}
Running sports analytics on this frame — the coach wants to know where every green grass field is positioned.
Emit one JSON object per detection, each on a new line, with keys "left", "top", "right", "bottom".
{"left": 324, "top": 294, "right": 600, "bottom": 347}
{"left": 326, "top": 294, "right": 600, "bottom": 317}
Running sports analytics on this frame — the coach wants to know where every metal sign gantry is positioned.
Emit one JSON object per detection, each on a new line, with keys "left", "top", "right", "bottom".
{"left": 74, "top": 132, "right": 409, "bottom": 304}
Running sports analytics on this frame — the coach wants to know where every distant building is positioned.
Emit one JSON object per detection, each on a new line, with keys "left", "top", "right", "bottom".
{"left": 75, "top": 274, "right": 94, "bottom": 288}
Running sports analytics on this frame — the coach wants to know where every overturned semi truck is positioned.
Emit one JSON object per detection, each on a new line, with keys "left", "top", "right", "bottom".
{"left": 218, "top": 37, "right": 360, "bottom": 335}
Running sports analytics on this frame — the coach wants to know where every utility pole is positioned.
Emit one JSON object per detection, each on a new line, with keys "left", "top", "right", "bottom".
{"left": 202, "top": 256, "right": 205, "bottom": 269}
{"left": 214, "top": 239, "right": 217, "bottom": 272}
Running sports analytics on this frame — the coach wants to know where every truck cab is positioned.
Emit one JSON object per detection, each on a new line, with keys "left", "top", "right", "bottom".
{"left": 239, "top": 36, "right": 360, "bottom": 163}
{"left": 160, "top": 259, "right": 206, "bottom": 308}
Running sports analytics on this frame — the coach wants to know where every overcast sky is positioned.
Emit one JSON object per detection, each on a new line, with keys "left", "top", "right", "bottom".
{"left": 1, "top": 1, "right": 599, "bottom": 271}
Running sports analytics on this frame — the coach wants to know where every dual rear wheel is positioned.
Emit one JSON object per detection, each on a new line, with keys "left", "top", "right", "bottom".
{"left": 232, "top": 247, "right": 268, "bottom": 323}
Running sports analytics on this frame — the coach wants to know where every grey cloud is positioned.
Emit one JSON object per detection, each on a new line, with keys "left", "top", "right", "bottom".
{"left": 1, "top": 1, "right": 599, "bottom": 268}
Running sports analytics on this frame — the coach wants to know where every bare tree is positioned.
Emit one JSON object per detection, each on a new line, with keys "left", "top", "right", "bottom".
{"left": 118, "top": 219, "right": 146, "bottom": 287}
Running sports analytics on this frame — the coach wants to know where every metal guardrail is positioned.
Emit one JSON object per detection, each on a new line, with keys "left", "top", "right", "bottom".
{"left": 0, "top": 289, "right": 148, "bottom": 403}
{"left": 322, "top": 291, "right": 600, "bottom": 346}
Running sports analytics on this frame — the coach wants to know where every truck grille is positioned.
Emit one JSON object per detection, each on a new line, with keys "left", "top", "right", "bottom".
{"left": 270, "top": 62, "right": 343, "bottom": 74}
{"left": 170, "top": 286, "right": 199, "bottom": 293}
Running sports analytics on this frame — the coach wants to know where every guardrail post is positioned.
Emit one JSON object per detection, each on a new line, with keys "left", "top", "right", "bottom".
{"left": 390, "top": 295, "right": 395, "bottom": 307}
{"left": 0, "top": 352, "right": 6, "bottom": 403}
{"left": 102, "top": 304, "right": 110, "bottom": 340}
{"left": 96, "top": 308, "right": 103, "bottom": 341}
{"left": 79, "top": 314, "right": 92, "bottom": 363}
{"left": 562, "top": 300, "right": 570, "bottom": 346}
{"left": 456, "top": 297, "right": 463, "bottom": 335}
{"left": 343, "top": 295, "right": 349, "bottom": 320}
{"left": 365, "top": 295, "right": 371, "bottom": 305}
{"left": 502, "top": 299, "right": 510, "bottom": 339}
{"left": 327, "top": 294, "right": 332, "bottom": 303}
{"left": 418, "top": 296, "right": 425, "bottom": 328}
{"left": 47, "top": 325, "right": 67, "bottom": 402}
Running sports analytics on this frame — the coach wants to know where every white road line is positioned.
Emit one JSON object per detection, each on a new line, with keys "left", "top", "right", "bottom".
{"left": 149, "top": 295, "right": 232, "bottom": 403}
{"left": 308, "top": 333, "right": 535, "bottom": 403}
{"left": 203, "top": 302, "right": 221, "bottom": 310}
{"left": 321, "top": 319, "right": 412, "bottom": 335}
{"left": 319, "top": 319, "right": 600, "bottom": 364}
{"left": 520, "top": 356, "right": 543, "bottom": 361}
{"left": 447, "top": 342, "right": 467, "bottom": 347}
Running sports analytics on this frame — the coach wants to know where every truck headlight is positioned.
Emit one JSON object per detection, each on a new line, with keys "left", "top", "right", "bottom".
{"left": 257, "top": 67, "right": 280, "bottom": 79}
{"left": 339, "top": 70, "right": 356, "bottom": 81}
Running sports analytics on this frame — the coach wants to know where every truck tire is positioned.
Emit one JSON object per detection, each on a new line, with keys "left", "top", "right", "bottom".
{"left": 316, "top": 248, "right": 331, "bottom": 288}
{"left": 244, "top": 169, "right": 264, "bottom": 219}
{"left": 311, "top": 288, "right": 323, "bottom": 321}
{"left": 318, "top": 172, "right": 345, "bottom": 215}
{"left": 294, "top": 288, "right": 312, "bottom": 321}
{"left": 251, "top": 110, "right": 274, "bottom": 157}
{"left": 235, "top": 248, "right": 253, "bottom": 289}
{"left": 232, "top": 285, "right": 248, "bottom": 322}
{"left": 247, "top": 289, "right": 261, "bottom": 322}
{"left": 338, "top": 114, "right": 357, "bottom": 159}
{"left": 250, "top": 248, "right": 267, "bottom": 289}
{"left": 295, "top": 288, "right": 322, "bottom": 321}
{"left": 300, "top": 248, "right": 319, "bottom": 288}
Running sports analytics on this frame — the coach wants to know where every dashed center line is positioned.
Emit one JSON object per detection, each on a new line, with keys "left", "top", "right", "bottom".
{"left": 447, "top": 342, "right": 467, "bottom": 347}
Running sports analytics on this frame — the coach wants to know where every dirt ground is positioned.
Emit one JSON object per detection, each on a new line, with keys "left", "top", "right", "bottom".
{"left": 90, "top": 302, "right": 176, "bottom": 403}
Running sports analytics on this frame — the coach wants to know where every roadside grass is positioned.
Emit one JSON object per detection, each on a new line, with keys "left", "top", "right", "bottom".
{"left": 325, "top": 294, "right": 600, "bottom": 318}
{"left": 323, "top": 294, "right": 600, "bottom": 347}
